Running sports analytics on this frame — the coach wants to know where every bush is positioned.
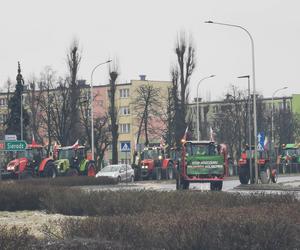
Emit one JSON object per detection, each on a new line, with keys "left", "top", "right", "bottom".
{"left": 49, "top": 206, "right": 300, "bottom": 250}
{"left": 0, "top": 225, "right": 37, "bottom": 250}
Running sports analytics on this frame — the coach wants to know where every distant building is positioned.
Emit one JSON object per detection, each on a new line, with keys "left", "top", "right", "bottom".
{"left": 188, "top": 94, "right": 299, "bottom": 140}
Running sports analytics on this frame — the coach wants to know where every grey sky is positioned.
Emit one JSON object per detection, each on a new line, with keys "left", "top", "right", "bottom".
{"left": 0, "top": 0, "right": 299, "bottom": 100}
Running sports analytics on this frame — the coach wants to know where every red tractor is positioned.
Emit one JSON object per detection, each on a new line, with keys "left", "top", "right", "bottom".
{"left": 3, "top": 143, "right": 56, "bottom": 179}
{"left": 135, "top": 146, "right": 175, "bottom": 180}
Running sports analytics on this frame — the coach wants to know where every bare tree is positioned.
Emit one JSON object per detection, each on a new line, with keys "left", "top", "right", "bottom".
{"left": 132, "top": 83, "right": 161, "bottom": 146}
{"left": 67, "top": 39, "right": 82, "bottom": 144}
{"left": 171, "top": 32, "right": 196, "bottom": 145}
{"left": 26, "top": 75, "right": 44, "bottom": 144}
{"left": 213, "top": 85, "right": 248, "bottom": 160}
{"left": 78, "top": 90, "right": 111, "bottom": 167}
{"left": 49, "top": 78, "right": 72, "bottom": 146}
{"left": 131, "top": 83, "right": 162, "bottom": 163}
{"left": 109, "top": 66, "right": 119, "bottom": 164}
{"left": 94, "top": 116, "right": 111, "bottom": 169}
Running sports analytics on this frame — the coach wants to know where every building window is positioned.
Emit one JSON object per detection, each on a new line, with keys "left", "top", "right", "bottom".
{"left": 0, "top": 114, "right": 7, "bottom": 124}
{"left": 120, "top": 107, "right": 130, "bottom": 115}
{"left": 119, "top": 123, "right": 130, "bottom": 133}
{"left": 0, "top": 99, "right": 7, "bottom": 106}
{"left": 120, "top": 89, "right": 129, "bottom": 98}
{"left": 213, "top": 105, "right": 219, "bottom": 113}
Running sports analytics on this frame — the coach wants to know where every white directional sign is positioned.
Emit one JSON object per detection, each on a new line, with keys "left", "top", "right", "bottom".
{"left": 5, "top": 134, "right": 17, "bottom": 141}
{"left": 257, "top": 132, "right": 265, "bottom": 152}
{"left": 121, "top": 142, "right": 131, "bottom": 152}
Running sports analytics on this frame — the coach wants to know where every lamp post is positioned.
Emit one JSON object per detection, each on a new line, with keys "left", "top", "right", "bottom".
{"left": 271, "top": 86, "right": 288, "bottom": 145}
{"left": 238, "top": 75, "right": 253, "bottom": 183}
{"left": 205, "top": 20, "right": 258, "bottom": 183}
{"left": 20, "top": 93, "right": 23, "bottom": 141}
{"left": 90, "top": 60, "right": 112, "bottom": 160}
{"left": 196, "top": 75, "right": 215, "bottom": 141}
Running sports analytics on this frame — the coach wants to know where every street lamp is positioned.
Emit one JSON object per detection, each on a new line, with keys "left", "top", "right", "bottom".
{"left": 238, "top": 75, "right": 253, "bottom": 183}
{"left": 196, "top": 75, "right": 215, "bottom": 141}
{"left": 90, "top": 60, "right": 112, "bottom": 160}
{"left": 205, "top": 20, "right": 259, "bottom": 184}
{"left": 271, "top": 86, "right": 288, "bottom": 145}
{"left": 20, "top": 93, "right": 23, "bottom": 141}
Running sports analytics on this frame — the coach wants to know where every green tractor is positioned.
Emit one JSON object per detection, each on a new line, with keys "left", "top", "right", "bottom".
{"left": 54, "top": 145, "right": 96, "bottom": 176}
{"left": 280, "top": 143, "right": 300, "bottom": 174}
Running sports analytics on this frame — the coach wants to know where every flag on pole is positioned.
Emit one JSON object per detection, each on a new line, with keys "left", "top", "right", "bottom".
{"left": 32, "top": 134, "right": 37, "bottom": 146}
{"left": 264, "top": 136, "right": 269, "bottom": 151}
{"left": 182, "top": 126, "right": 189, "bottom": 141}
{"left": 160, "top": 137, "right": 165, "bottom": 148}
{"left": 72, "top": 140, "right": 79, "bottom": 149}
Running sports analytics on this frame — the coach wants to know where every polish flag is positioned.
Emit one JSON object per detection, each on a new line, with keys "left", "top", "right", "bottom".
{"left": 32, "top": 134, "right": 37, "bottom": 146}
{"left": 182, "top": 126, "right": 189, "bottom": 141}
{"left": 72, "top": 140, "right": 79, "bottom": 149}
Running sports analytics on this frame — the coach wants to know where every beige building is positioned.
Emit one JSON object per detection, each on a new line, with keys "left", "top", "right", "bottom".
{"left": 99, "top": 76, "right": 171, "bottom": 164}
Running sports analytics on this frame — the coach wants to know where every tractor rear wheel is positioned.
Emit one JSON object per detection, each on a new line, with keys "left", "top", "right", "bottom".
{"left": 260, "top": 166, "right": 271, "bottom": 184}
{"left": 66, "top": 168, "right": 79, "bottom": 177}
{"left": 271, "top": 170, "right": 278, "bottom": 183}
{"left": 167, "top": 163, "right": 174, "bottom": 180}
{"left": 239, "top": 166, "right": 250, "bottom": 184}
{"left": 43, "top": 162, "right": 57, "bottom": 178}
{"left": 210, "top": 181, "right": 223, "bottom": 191}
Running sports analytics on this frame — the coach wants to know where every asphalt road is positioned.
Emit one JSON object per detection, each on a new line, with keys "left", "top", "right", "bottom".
{"left": 85, "top": 174, "right": 300, "bottom": 196}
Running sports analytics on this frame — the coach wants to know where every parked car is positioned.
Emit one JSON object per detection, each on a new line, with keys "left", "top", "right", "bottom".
{"left": 96, "top": 164, "right": 134, "bottom": 183}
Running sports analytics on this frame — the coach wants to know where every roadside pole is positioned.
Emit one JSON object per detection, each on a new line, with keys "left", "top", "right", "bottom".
{"left": 125, "top": 150, "right": 128, "bottom": 185}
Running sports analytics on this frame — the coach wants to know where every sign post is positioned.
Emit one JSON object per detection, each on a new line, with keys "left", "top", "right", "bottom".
{"left": 121, "top": 142, "right": 131, "bottom": 184}
{"left": 0, "top": 140, "right": 27, "bottom": 151}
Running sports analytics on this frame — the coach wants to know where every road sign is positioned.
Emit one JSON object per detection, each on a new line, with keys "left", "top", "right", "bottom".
{"left": 121, "top": 142, "right": 131, "bottom": 152}
{"left": 4, "top": 140, "right": 27, "bottom": 151}
{"left": 5, "top": 134, "right": 17, "bottom": 141}
{"left": 257, "top": 132, "right": 265, "bottom": 151}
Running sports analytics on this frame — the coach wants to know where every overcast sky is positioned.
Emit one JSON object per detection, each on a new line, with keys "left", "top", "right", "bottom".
{"left": 0, "top": 0, "right": 299, "bottom": 101}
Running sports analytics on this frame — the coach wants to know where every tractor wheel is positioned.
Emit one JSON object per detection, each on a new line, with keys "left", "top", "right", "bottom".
{"left": 210, "top": 181, "right": 223, "bottom": 191}
{"left": 155, "top": 168, "right": 162, "bottom": 181}
{"left": 260, "top": 166, "right": 271, "bottom": 184}
{"left": 281, "top": 161, "right": 287, "bottom": 174}
{"left": 66, "top": 168, "right": 79, "bottom": 177}
{"left": 239, "top": 166, "right": 250, "bottom": 184}
{"left": 176, "top": 176, "right": 189, "bottom": 190}
{"left": 176, "top": 174, "right": 180, "bottom": 190}
{"left": 86, "top": 162, "right": 96, "bottom": 177}
{"left": 228, "top": 159, "right": 234, "bottom": 176}
{"left": 167, "top": 163, "right": 174, "bottom": 180}
{"left": 271, "top": 170, "right": 278, "bottom": 183}
{"left": 43, "top": 162, "right": 57, "bottom": 178}
{"left": 182, "top": 180, "right": 189, "bottom": 189}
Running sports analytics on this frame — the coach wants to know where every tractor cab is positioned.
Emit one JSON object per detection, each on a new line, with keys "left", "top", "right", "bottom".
{"left": 185, "top": 141, "right": 217, "bottom": 157}
{"left": 57, "top": 146, "right": 85, "bottom": 169}
{"left": 141, "top": 147, "right": 163, "bottom": 161}
{"left": 16, "top": 144, "right": 45, "bottom": 169}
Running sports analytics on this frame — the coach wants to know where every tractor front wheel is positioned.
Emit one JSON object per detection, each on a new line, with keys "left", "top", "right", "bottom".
{"left": 66, "top": 168, "right": 79, "bottom": 177}
{"left": 43, "top": 162, "right": 57, "bottom": 178}
{"left": 239, "top": 166, "right": 250, "bottom": 184}
{"left": 210, "top": 181, "right": 223, "bottom": 191}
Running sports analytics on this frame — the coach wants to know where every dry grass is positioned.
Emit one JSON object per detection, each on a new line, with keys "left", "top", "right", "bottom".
{"left": 0, "top": 180, "right": 299, "bottom": 249}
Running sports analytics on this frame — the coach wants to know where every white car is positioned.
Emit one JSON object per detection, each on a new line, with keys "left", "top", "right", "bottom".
{"left": 96, "top": 164, "right": 134, "bottom": 183}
